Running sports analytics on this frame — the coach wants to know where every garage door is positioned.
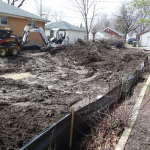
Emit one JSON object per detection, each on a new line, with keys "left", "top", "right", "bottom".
{"left": 147, "top": 37, "right": 150, "bottom": 47}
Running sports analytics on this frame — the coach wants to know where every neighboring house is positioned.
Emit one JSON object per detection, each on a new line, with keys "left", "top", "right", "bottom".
{"left": 136, "top": 30, "right": 150, "bottom": 47}
{"left": 126, "top": 34, "right": 132, "bottom": 41}
{"left": 102, "top": 27, "right": 124, "bottom": 40}
{"left": 132, "top": 33, "right": 137, "bottom": 39}
{"left": 0, "top": 0, "right": 48, "bottom": 46}
{"left": 89, "top": 31, "right": 110, "bottom": 40}
{"left": 45, "top": 21, "right": 86, "bottom": 44}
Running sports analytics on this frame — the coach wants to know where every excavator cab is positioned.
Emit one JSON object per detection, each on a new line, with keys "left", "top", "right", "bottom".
{"left": 0, "top": 29, "right": 12, "bottom": 40}
{"left": 0, "top": 28, "right": 22, "bottom": 57}
{"left": 50, "top": 28, "right": 67, "bottom": 45}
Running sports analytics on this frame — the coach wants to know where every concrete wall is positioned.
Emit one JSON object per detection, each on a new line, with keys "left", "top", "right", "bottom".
{"left": 0, "top": 16, "right": 45, "bottom": 46}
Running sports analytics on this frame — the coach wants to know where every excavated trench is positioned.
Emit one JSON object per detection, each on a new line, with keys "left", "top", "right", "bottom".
{"left": 0, "top": 40, "right": 149, "bottom": 149}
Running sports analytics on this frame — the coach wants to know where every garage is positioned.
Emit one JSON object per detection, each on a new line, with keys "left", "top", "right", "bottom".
{"left": 136, "top": 30, "right": 150, "bottom": 47}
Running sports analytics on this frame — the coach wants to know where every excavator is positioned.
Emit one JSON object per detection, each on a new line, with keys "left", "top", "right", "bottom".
{"left": 0, "top": 26, "right": 68, "bottom": 57}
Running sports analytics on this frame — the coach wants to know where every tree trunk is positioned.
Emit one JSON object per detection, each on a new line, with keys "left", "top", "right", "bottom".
{"left": 93, "top": 33, "right": 95, "bottom": 42}
{"left": 124, "top": 32, "right": 127, "bottom": 43}
{"left": 86, "top": 32, "right": 89, "bottom": 41}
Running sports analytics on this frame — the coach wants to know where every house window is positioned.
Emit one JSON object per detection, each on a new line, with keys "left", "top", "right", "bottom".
{"left": 0, "top": 17, "right": 8, "bottom": 26}
{"left": 28, "top": 20, "right": 36, "bottom": 26}
{"left": 50, "top": 30, "right": 54, "bottom": 38}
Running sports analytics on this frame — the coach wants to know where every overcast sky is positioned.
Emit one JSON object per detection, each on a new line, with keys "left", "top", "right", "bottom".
{"left": 4, "top": 0, "right": 132, "bottom": 26}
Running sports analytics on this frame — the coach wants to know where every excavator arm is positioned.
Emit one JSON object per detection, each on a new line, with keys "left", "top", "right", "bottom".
{"left": 22, "top": 26, "right": 51, "bottom": 47}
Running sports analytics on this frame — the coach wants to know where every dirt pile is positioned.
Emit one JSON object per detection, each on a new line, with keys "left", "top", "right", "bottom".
{"left": 0, "top": 41, "right": 149, "bottom": 149}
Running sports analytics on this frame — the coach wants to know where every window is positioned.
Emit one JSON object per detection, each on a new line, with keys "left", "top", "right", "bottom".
{"left": 0, "top": 17, "right": 8, "bottom": 26}
{"left": 50, "top": 30, "right": 54, "bottom": 38}
{"left": 1, "top": 31, "right": 10, "bottom": 39}
{"left": 28, "top": 20, "right": 36, "bottom": 26}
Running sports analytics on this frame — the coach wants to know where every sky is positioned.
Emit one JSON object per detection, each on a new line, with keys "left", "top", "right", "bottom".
{"left": 3, "top": 0, "right": 132, "bottom": 26}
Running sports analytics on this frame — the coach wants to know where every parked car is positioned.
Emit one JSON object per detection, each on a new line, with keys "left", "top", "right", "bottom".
{"left": 128, "top": 38, "right": 136, "bottom": 44}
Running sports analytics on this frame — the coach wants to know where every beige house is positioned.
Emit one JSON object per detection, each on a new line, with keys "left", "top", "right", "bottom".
{"left": 0, "top": 0, "right": 48, "bottom": 46}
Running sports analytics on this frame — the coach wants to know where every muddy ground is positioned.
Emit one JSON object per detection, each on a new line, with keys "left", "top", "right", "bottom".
{"left": 0, "top": 40, "right": 149, "bottom": 149}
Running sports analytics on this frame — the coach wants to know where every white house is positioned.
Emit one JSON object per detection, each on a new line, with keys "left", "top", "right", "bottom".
{"left": 132, "top": 33, "right": 137, "bottom": 38}
{"left": 89, "top": 31, "right": 110, "bottom": 40}
{"left": 136, "top": 30, "right": 150, "bottom": 47}
{"left": 45, "top": 21, "right": 86, "bottom": 44}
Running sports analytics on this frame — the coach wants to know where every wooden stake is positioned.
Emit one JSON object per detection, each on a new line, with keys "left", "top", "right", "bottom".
{"left": 69, "top": 107, "right": 74, "bottom": 149}
{"left": 120, "top": 79, "right": 124, "bottom": 95}
{"left": 137, "top": 68, "right": 138, "bottom": 80}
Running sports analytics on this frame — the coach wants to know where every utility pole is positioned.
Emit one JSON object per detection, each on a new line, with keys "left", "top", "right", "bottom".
{"left": 40, "top": 0, "right": 42, "bottom": 17}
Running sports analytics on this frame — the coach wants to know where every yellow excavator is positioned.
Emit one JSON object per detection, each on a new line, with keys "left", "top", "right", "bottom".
{"left": 0, "top": 28, "right": 23, "bottom": 56}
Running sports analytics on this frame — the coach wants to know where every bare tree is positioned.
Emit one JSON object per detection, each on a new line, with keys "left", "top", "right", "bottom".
{"left": 91, "top": 21, "right": 100, "bottom": 41}
{"left": 52, "top": 11, "right": 65, "bottom": 22}
{"left": 69, "top": 0, "right": 101, "bottom": 41}
{"left": 114, "top": 3, "right": 146, "bottom": 41}
{"left": 34, "top": 0, "right": 65, "bottom": 21}
{"left": 97, "top": 13, "right": 110, "bottom": 30}
{"left": 3, "top": 0, "right": 26, "bottom": 8}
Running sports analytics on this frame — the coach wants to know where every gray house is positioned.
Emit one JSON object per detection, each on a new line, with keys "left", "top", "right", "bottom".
{"left": 45, "top": 21, "right": 86, "bottom": 44}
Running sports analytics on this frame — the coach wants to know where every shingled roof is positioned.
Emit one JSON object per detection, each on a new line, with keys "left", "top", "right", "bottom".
{"left": 45, "top": 21, "right": 86, "bottom": 32}
{"left": 0, "top": 0, "right": 48, "bottom": 22}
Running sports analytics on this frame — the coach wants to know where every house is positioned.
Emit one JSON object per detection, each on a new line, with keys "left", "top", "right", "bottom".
{"left": 89, "top": 31, "right": 110, "bottom": 40}
{"left": 102, "top": 27, "right": 124, "bottom": 40}
{"left": 45, "top": 21, "right": 86, "bottom": 44}
{"left": 126, "top": 34, "right": 132, "bottom": 41}
{"left": 132, "top": 33, "right": 137, "bottom": 39}
{"left": 136, "top": 30, "right": 150, "bottom": 47}
{"left": 0, "top": 0, "right": 48, "bottom": 46}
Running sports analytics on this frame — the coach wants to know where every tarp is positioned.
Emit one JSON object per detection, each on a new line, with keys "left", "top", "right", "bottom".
{"left": 20, "top": 56, "right": 149, "bottom": 150}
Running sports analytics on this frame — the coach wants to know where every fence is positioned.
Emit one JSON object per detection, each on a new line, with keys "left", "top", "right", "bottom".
{"left": 20, "top": 56, "right": 149, "bottom": 150}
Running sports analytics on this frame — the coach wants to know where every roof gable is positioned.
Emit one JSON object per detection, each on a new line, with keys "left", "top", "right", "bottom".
{"left": 0, "top": 0, "right": 48, "bottom": 22}
{"left": 45, "top": 21, "right": 86, "bottom": 32}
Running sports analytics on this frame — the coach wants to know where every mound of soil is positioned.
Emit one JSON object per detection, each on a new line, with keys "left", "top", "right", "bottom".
{"left": 0, "top": 40, "right": 149, "bottom": 149}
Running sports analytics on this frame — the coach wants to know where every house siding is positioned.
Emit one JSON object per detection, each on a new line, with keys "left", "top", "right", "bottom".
{"left": 103, "top": 28, "right": 124, "bottom": 40}
{"left": 0, "top": 16, "right": 45, "bottom": 46}
{"left": 45, "top": 29, "right": 86, "bottom": 44}
{"left": 139, "top": 32, "right": 150, "bottom": 47}
{"left": 89, "top": 32, "right": 110, "bottom": 40}
{"left": 67, "top": 30, "right": 85, "bottom": 44}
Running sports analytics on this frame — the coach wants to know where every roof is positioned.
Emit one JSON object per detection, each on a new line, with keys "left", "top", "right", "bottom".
{"left": 99, "top": 31, "right": 110, "bottom": 36}
{"left": 136, "top": 30, "right": 150, "bottom": 36}
{"left": 103, "top": 27, "right": 124, "bottom": 36}
{"left": 0, "top": 0, "right": 48, "bottom": 22}
{"left": 45, "top": 21, "right": 86, "bottom": 32}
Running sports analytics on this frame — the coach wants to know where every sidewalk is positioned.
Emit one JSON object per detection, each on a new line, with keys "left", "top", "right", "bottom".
{"left": 126, "top": 44, "right": 150, "bottom": 51}
{"left": 116, "top": 74, "right": 150, "bottom": 150}
{"left": 124, "top": 76, "right": 150, "bottom": 150}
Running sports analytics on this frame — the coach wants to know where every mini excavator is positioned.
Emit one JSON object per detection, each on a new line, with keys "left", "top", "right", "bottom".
{"left": 0, "top": 26, "right": 68, "bottom": 57}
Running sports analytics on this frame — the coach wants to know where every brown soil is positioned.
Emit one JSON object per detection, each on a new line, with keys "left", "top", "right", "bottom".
{"left": 0, "top": 40, "right": 149, "bottom": 150}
